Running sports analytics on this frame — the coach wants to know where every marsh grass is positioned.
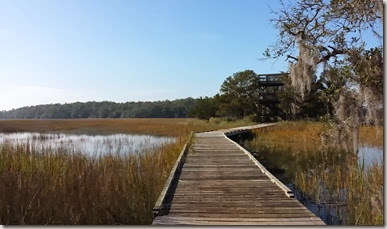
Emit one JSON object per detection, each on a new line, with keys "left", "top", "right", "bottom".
{"left": 248, "top": 121, "right": 383, "bottom": 225}
{"left": 0, "top": 119, "right": 189, "bottom": 137}
{"left": 0, "top": 118, "right": 255, "bottom": 225}
{"left": 359, "top": 125, "right": 383, "bottom": 147}
{"left": 186, "top": 117, "right": 256, "bottom": 133}
{"left": 1, "top": 132, "right": 175, "bottom": 158}
{"left": 0, "top": 136, "right": 188, "bottom": 225}
{"left": 0, "top": 118, "right": 256, "bottom": 137}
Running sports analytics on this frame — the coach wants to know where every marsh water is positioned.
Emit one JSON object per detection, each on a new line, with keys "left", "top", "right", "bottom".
{"left": 230, "top": 133, "right": 383, "bottom": 225}
{"left": 0, "top": 132, "right": 176, "bottom": 157}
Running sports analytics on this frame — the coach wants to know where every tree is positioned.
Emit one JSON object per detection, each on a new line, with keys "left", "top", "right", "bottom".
{"left": 0, "top": 98, "right": 199, "bottom": 119}
{"left": 277, "top": 73, "right": 327, "bottom": 120}
{"left": 264, "top": 0, "right": 382, "bottom": 92}
{"left": 219, "top": 70, "right": 260, "bottom": 119}
{"left": 265, "top": 0, "right": 383, "bottom": 153}
{"left": 216, "top": 93, "right": 245, "bottom": 119}
{"left": 188, "top": 97, "right": 219, "bottom": 120}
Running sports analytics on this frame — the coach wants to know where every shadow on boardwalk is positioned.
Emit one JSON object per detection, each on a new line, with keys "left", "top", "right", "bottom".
{"left": 152, "top": 124, "right": 325, "bottom": 225}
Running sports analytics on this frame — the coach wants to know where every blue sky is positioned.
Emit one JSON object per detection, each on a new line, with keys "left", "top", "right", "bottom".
{"left": 0, "top": 0, "right": 382, "bottom": 111}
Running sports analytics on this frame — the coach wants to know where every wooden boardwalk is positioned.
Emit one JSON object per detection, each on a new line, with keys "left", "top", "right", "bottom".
{"left": 152, "top": 124, "right": 325, "bottom": 225}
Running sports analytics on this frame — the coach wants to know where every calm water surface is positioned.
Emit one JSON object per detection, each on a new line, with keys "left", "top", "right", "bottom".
{"left": 359, "top": 145, "right": 383, "bottom": 168}
{"left": 0, "top": 132, "right": 176, "bottom": 156}
{"left": 233, "top": 134, "right": 383, "bottom": 225}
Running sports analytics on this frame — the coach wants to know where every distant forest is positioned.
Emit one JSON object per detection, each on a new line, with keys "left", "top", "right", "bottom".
{"left": 0, "top": 69, "right": 335, "bottom": 121}
{"left": 0, "top": 98, "right": 197, "bottom": 119}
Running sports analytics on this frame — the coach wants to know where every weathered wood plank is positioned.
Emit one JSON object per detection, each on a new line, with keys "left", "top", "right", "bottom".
{"left": 170, "top": 197, "right": 293, "bottom": 202}
{"left": 165, "top": 212, "right": 318, "bottom": 218}
{"left": 152, "top": 124, "right": 325, "bottom": 225}
{"left": 152, "top": 134, "right": 192, "bottom": 217}
{"left": 169, "top": 205, "right": 309, "bottom": 210}
{"left": 153, "top": 217, "right": 325, "bottom": 226}
{"left": 168, "top": 209, "right": 314, "bottom": 215}
{"left": 154, "top": 216, "right": 324, "bottom": 223}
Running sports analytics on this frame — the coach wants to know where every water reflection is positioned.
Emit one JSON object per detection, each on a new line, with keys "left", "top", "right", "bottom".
{"left": 0, "top": 132, "right": 176, "bottom": 157}
{"left": 359, "top": 145, "right": 383, "bottom": 168}
{"left": 231, "top": 133, "right": 383, "bottom": 225}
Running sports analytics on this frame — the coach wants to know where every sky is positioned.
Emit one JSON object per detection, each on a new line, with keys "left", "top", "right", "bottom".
{"left": 0, "top": 0, "right": 382, "bottom": 111}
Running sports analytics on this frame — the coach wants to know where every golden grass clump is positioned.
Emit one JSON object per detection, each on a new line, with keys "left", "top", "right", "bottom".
{"left": 248, "top": 121, "right": 383, "bottom": 225}
{"left": 359, "top": 125, "right": 383, "bottom": 147}
{"left": 0, "top": 118, "right": 256, "bottom": 137}
{"left": 0, "top": 136, "right": 188, "bottom": 225}
{"left": 0, "top": 119, "right": 189, "bottom": 137}
{"left": 252, "top": 121, "right": 383, "bottom": 147}
{"left": 0, "top": 118, "right": 257, "bottom": 225}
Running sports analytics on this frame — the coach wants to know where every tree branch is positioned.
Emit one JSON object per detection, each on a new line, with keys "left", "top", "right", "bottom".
{"left": 286, "top": 55, "right": 299, "bottom": 62}
{"left": 318, "top": 48, "right": 347, "bottom": 64}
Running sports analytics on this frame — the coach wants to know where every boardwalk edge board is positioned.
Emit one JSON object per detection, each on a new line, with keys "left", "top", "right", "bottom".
{"left": 153, "top": 133, "right": 193, "bottom": 217}
{"left": 222, "top": 130, "right": 295, "bottom": 198}
{"left": 152, "top": 124, "right": 325, "bottom": 225}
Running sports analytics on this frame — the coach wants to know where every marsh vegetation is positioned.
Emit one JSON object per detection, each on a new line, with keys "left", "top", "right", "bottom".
{"left": 239, "top": 122, "right": 383, "bottom": 225}
{"left": 0, "top": 118, "right": 255, "bottom": 225}
{"left": 0, "top": 132, "right": 175, "bottom": 157}
{"left": 0, "top": 0, "right": 383, "bottom": 226}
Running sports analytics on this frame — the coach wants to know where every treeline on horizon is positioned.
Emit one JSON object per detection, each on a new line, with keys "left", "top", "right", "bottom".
{"left": 0, "top": 70, "right": 280, "bottom": 121}
{"left": 0, "top": 70, "right": 282, "bottom": 121}
{"left": 0, "top": 69, "right": 334, "bottom": 121}
{"left": 0, "top": 98, "right": 198, "bottom": 119}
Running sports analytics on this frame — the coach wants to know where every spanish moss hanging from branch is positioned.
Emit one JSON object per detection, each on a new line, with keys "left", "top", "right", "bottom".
{"left": 264, "top": 0, "right": 383, "bottom": 153}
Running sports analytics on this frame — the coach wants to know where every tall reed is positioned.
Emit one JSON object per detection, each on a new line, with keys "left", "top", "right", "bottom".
{"left": 0, "top": 136, "right": 188, "bottom": 224}
{"left": 0, "top": 118, "right": 256, "bottom": 137}
{"left": 0, "top": 117, "right": 256, "bottom": 224}
{"left": 248, "top": 121, "right": 383, "bottom": 225}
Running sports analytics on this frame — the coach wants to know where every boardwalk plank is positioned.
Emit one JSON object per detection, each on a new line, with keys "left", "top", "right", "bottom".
{"left": 152, "top": 124, "right": 325, "bottom": 226}
{"left": 165, "top": 212, "right": 318, "bottom": 218}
